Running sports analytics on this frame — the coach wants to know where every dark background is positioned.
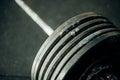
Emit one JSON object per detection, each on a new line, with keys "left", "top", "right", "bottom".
{"left": 0, "top": 0, "right": 120, "bottom": 80}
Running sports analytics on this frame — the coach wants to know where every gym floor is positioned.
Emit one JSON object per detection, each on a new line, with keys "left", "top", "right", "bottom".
{"left": 0, "top": 0, "right": 120, "bottom": 80}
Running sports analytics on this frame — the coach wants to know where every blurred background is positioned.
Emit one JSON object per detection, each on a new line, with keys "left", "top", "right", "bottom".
{"left": 0, "top": 0, "right": 120, "bottom": 80}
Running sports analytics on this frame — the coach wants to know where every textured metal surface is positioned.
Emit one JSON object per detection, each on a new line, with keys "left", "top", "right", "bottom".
{"left": 31, "top": 12, "right": 120, "bottom": 80}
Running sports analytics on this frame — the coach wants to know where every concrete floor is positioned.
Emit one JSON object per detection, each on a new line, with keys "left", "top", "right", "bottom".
{"left": 0, "top": 0, "right": 120, "bottom": 79}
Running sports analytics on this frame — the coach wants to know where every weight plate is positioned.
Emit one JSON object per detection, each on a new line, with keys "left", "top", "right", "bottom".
{"left": 31, "top": 12, "right": 120, "bottom": 80}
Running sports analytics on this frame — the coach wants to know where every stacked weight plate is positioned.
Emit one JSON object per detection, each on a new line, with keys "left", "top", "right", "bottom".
{"left": 31, "top": 12, "right": 120, "bottom": 80}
